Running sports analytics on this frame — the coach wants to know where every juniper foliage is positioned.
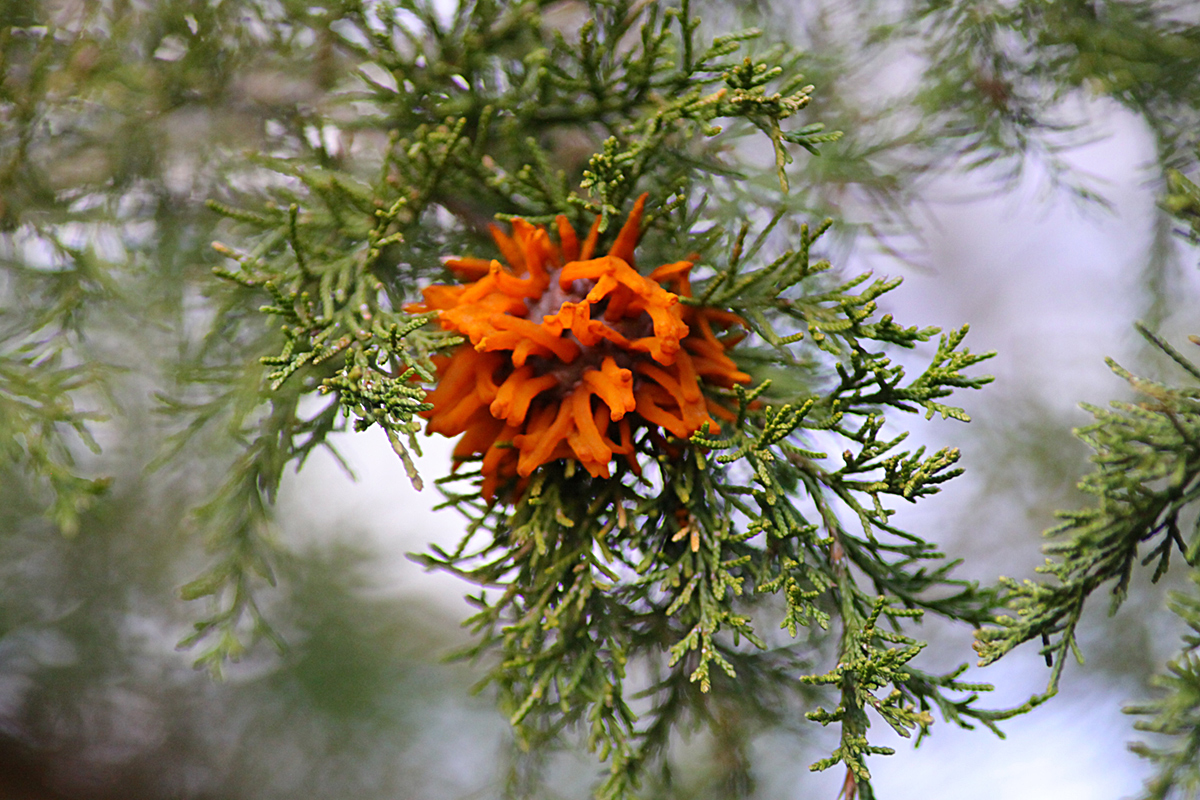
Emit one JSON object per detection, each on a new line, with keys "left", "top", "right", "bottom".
{"left": 967, "top": 152, "right": 1200, "bottom": 798}
{"left": 975, "top": 324, "right": 1200, "bottom": 674}
{"left": 200, "top": 1, "right": 1004, "bottom": 795}
{"left": 910, "top": 0, "right": 1200, "bottom": 196}
{"left": 970, "top": 317, "right": 1200, "bottom": 800}
{"left": 6, "top": 0, "right": 1200, "bottom": 799}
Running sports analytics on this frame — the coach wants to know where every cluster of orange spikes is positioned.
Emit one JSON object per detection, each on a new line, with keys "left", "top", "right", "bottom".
{"left": 407, "top": 194, "right": 750, "bottom": 500}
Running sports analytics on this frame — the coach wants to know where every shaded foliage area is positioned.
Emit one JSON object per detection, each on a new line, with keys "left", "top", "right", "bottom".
{"left": 0, "top": 2, "right": 503, "bottom": 799}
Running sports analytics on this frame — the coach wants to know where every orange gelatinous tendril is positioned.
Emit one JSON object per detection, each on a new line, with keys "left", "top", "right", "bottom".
{"left": 406, "top": 194, "right": 751, "bottom": 500}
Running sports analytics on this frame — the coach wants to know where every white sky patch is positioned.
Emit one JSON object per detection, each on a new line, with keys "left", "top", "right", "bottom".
{"left": 278, "top": 426, "right": 473, "bottom": 614}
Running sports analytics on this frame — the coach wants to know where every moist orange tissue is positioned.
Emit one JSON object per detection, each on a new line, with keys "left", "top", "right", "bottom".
{"left": 406, "top": 194, "right": 751, "bottom": 500}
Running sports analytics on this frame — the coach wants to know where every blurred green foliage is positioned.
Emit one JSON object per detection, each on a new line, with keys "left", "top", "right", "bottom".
{"left": 3, "top": 0, "right": 1200, "bottom": 799}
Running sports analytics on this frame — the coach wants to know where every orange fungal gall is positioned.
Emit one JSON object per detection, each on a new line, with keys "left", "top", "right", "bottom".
{"left": 407, "top": 194, "right": 750, "bottom": 500}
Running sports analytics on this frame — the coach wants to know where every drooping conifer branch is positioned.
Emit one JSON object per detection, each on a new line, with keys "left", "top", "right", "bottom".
{"left": 196, "top": 1, "right": 1001, "bottom": 794}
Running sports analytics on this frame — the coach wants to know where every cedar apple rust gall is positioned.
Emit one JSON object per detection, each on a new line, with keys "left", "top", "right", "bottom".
{"left": 407, "top": 194, "right": 751, "bottom": 500}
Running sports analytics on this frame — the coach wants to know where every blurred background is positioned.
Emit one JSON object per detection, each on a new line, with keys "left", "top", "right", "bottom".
{"left": 2, "top": 0, "right": 1198, "bottom": 798}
